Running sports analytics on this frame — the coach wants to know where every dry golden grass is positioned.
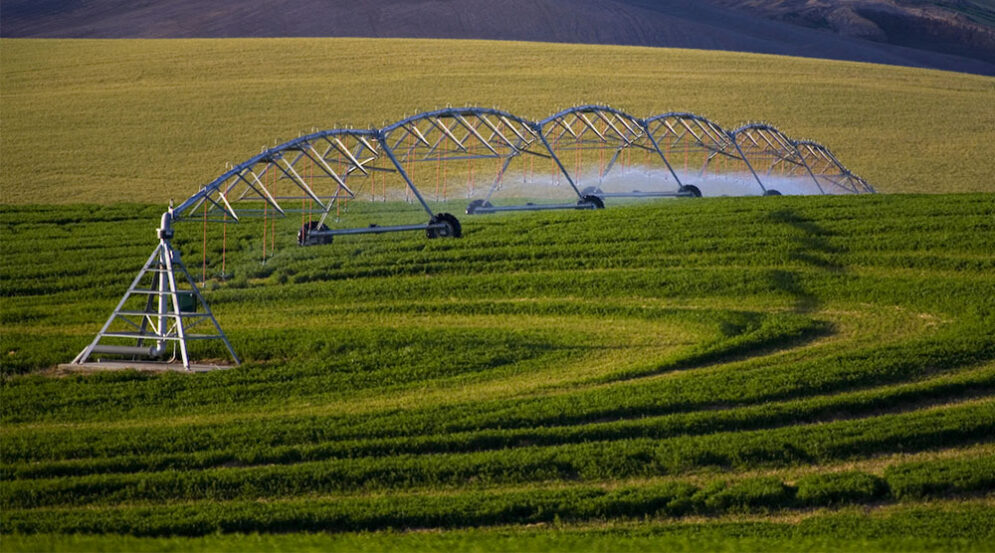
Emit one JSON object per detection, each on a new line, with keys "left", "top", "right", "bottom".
{"left": 2, "top": 38, "right": 993, "bottom": 204}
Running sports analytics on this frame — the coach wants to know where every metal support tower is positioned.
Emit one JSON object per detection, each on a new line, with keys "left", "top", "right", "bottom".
{"left": 73, "top": 209, "right": 240, "bottom": 370}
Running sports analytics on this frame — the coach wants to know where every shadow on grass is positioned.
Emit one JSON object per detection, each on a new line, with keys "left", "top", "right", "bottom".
{"left": 767, "top": 209, "right": 845, "bottom": 313}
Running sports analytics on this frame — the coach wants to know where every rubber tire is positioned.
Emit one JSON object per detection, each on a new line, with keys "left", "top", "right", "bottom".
{"left": 581, "top": 186, "right": 604, "bottom": 196}
{"left": 427, "top": 213, "right": 462, "bottom": 239}
{"left": 466, "top": 199, "right": 493, "bottom": 215}
{"left": 298, "top": 221, "right": 333, "bottom": 246}
{"left": 763, "top": 189, "right": 783, "bottom": 196}
{"left": 678, "top": 185, "right": 702, "bottom": 198}
{"left": 579, "top": 195, "right": 605, "bottom": 209}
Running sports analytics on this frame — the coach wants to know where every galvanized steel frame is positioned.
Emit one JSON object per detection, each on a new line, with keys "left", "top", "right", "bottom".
{"left": 728, "top": 123, "right": 824, "bottom": 195}
{"left": 536, "top": 105, "right": 689, "bottom": 199}
{"left": 794, "top": 140, "right": 875, "bottom": 194}
{"left": 643, "top": 112, "right": 735, "bottom": 175}
{"left": 171, "top": 108, "right": 872, "bottom": 225}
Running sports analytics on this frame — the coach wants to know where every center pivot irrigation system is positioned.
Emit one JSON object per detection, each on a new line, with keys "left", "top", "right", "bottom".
{"left": 73, "top": 105, "right": 873, "bottom": 370}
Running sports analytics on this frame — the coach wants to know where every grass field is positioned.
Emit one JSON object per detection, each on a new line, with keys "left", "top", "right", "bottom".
{"left": 2, "top": 192, "right": 994, "bottom": 550}
{"left": 1, "top": 38, "right": 994, "bottom": 205}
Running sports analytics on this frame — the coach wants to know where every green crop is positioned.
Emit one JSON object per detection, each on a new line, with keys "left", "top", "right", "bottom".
{"left": 796, "top": 471, "right": 889, "bottom": 506}
{"left": 2, "top": 193, "right": 994, "bottom": 550}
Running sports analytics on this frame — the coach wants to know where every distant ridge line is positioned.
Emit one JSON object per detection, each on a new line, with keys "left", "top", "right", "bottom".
{"left": 2, "top": 0, "right": 993, "bottom": 75}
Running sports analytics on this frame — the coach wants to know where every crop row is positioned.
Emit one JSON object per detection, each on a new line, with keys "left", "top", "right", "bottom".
{"left": 4, "top": 504, "right": 994, "bottom": 553}
{"left": 4, "top": 318, "right": 989, "bottom": 462}
{"left": 5, "top": 197, "right": 993, "bottom": 301}
{"left": 3, "top": 398, "right": 991, "bottom": 509}
{"left": 3, "top": 455, "right": 991, "bottom": 537}
{"left": 1, "top": 309, "right": 829, "bottom": 425}
{"left": 4, "top": 362, "right": 991, "bottom": 480}
{"left": 217, "top": 198, "right": 994, "bottom": 282}
{"left": 6, "top": 269, "right": 985, "bottom": 380}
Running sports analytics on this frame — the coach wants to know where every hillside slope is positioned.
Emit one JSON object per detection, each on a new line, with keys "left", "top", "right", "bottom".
{"left": 702, "top": 0, "right": 995, "bottom": 62}
{"left": 2, "top": 0, "right": 993, "bottom": 74}
{"left": 2, "top": 38, "right": 993, "bottom": 205}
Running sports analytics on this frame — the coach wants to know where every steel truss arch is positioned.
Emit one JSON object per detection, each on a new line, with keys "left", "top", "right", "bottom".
{"left": 380, "top": 107, "right": 540, "bottom": 156}
{"left": 173, "top": 128, "right": 383, "bottom": 224}
{"left": 643, "top": 112, "right": 734, "bottom": 157}
{"left": 378, "top": 107, "right": 567, "bottom": 215}
{"left": 642, "top": 112, "right": 736, "bottom": 197}
{"left": 729, "top": 123, "right": 823, "bottom": 196}
{"left": 794, "top": 140, "right": 875, "bottom": 194}
{"left": 535, "top": 105, "right": 689, "bottom": 202}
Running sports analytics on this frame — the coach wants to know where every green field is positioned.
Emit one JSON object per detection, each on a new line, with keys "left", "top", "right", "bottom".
{"left": 2, "top": 192, "right": 994, "bottom": 550}
{"left": 1, "top": 38, "right": 994, "bottom": 204}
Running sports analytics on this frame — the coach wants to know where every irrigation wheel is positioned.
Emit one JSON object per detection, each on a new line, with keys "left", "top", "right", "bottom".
{"left": 466, "top": 199, "right": 493, "bottom": 215}
{"left": 579, "top": 195, "right": 605, "bottom": 209}
{"left": 427, "top": 213, "right": 462, "bottom": 239}
{"left": 297, "top": 221, "right": 333, "bottom": 246}
{"left": 678, "top": 185, "right": 702, "bottom": 198}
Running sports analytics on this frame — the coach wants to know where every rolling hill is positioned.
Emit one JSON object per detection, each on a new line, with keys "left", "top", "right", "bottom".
{"left": 1, "top": 38, "right": 993, "bottom": 207}
{"left": 704, "top": 0, "right": 995, "bottom": 62}
{"left": 2, "top": 0, "right": 993, "bottom": 75}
